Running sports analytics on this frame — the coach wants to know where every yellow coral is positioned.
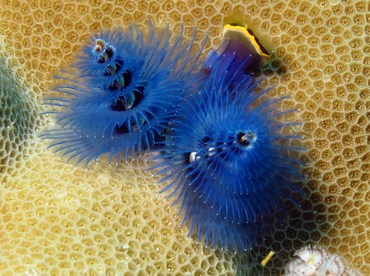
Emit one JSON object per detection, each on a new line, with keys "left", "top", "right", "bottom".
{"left": 0, "top": 0, "right": 368, "bottom": 274}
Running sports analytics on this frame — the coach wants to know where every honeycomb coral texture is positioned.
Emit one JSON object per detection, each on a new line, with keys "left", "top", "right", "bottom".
{"left": 0, "top": 54, "right": 41, "bottom": 175}
{"left": 0, "top": 0, "right": 368, "bottom": 275}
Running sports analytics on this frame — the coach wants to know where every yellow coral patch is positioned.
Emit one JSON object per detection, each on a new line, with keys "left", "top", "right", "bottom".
{"left": 0, "top": 0, "right": 368, "bottom": 275}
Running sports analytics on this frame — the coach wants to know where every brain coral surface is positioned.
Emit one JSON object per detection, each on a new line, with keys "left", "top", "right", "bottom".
{"left": 0, "top": 0, "right": 368, "bottom": 275}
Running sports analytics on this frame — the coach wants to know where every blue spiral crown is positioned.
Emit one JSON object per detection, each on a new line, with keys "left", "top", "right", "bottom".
{"left": 152, "top": 54, "right": 305, "bottom": 251}
{"left": 41, "top": 23, "right": 206, "bottom": 165}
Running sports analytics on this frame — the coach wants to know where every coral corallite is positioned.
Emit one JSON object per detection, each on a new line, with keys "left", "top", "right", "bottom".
{"left": 41, "top": 23, "right": 204, "bottom": 165}
{"left": 153, "top": 55, "right": 305, "bottom": 252}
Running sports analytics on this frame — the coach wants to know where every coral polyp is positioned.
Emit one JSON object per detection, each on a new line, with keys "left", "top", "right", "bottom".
{"left": 153, "top": 55, "right": 305, "bottom": 251}
{"left": 285, "top": 245, "right": 363, "bottom": 275}
{"left": 41, "top": 23, "right": 204, "bottom": 165}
